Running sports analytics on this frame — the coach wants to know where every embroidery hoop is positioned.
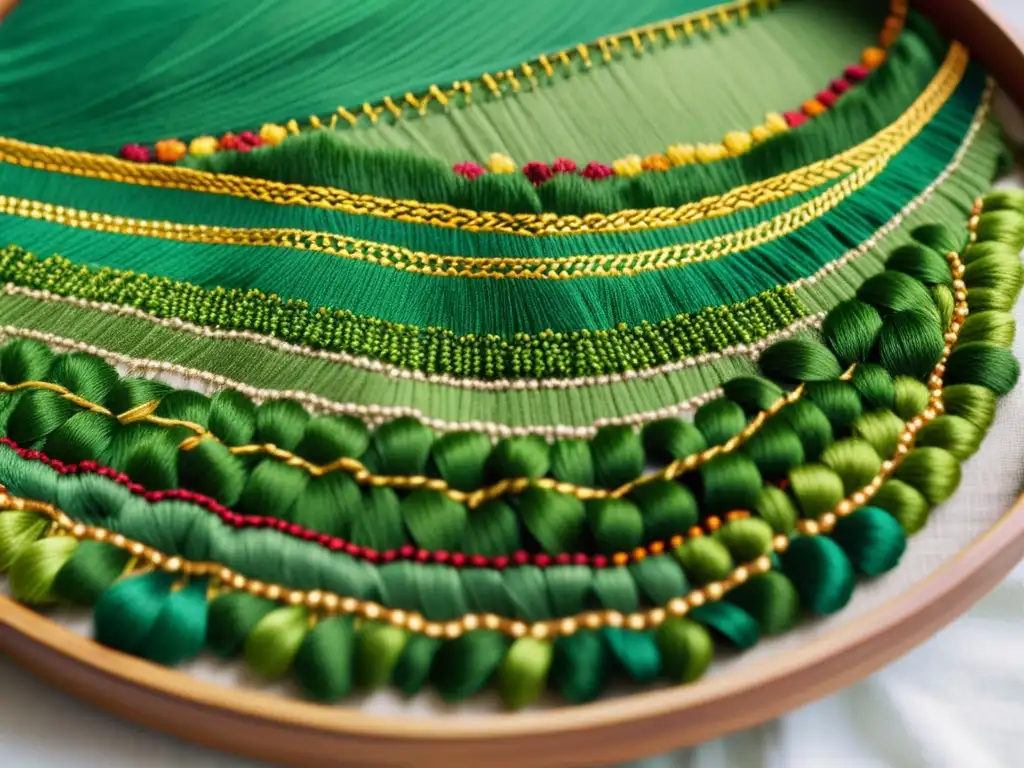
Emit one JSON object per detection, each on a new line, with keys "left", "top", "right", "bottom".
{"left": 0, "top": 1, "right": 1021, "bottom": 765}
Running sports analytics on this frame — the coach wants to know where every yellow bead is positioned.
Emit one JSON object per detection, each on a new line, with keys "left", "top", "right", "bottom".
{"left": 695, "top": 143, "right": 727, "bottom": 163}
{"left": 188, "top": 136, "right": 219, "bottom": 157}
{"left": 487, "top": 152, "right": 517, "bottom": 174}
{"left": 765, "top": 112, "right": 789, "bottom": 134}
{"left": 666, "top": 143, "right": 697, "bottom": 166}
{"left": 723, "top": 131, "right": 753, "bottom": 156}
{"left": 613, "top": 154, "right": 643, "bottom": 177}
{"left": 259, "top": 123, "right": 289, "bottom": 146}
{"left": 750, "top": 125, "right": 771, "bottom": 143}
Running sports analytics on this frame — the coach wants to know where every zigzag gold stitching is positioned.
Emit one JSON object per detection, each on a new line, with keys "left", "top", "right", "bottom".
{"left": 0, "top": 43, "right": 966, "bottom": 236}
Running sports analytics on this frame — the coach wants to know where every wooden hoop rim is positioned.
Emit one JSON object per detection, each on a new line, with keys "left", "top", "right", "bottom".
{"left": 1, "top": 0, "right": 1024, "bottom": 765}
{"left": 4, "top": 491, "right": 1023, "bottom": 767}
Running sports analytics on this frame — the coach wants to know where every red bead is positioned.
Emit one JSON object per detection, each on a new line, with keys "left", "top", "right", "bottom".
{"left": 534, "top": 554, "right": 551, "bottom": 567}
{"left": 416, "top": 549, "right": 430, "bottom": 562}
{"left": 318, "top": 534, "right": 333, "bottom": 544}
{"left": 844, "top": 64, "right": 870, "bottom": 82}
{"left": 452, "top": 161, "right": 486, "bottom": 180}
{"left": 784, "top": 110, "right": 808, "bottom": 128}
{"left": 329, "top": 540, "right": 345, "bottom": 551}
{"left": 512, "top": 550, "right": 530, "bottom": 565}
{"left": 399, "top": 544, "right": 415, "bottom": 558}
{"left": 238, "top": 130, "right": 258, "bottom": 144}
{"left": 522, "top": 160, "right": 553, "bottom": 186}
{"left": 469, "top": 555, "right": 488, "bottom": 567}
{"left": 276, "top": 519, "right": 289, "bottom": 530}
{"left": 493, "top": 556, "right": 509, "bottom": 569}
{"left": 80, "top": 460, "right": 97, "bottom": 471}
{"left": 581, "top": 161, "right": 613, "bottom": 180}
{"left": 572, "top": 553, "right": 588, "bottom": 566}
{"left": 119, "top": 143, "right": 151, "bottom": 163}
{"left": 288, "top": 524, "right": 304, "bottom": 536}
{"left": 364, "top": 550, "right": 380, "bottom": 563}
{"left": 592, "top": 555, "right": 608, "bottom": 568}
{"left": 345, "top": 543, "right": 361, "bottom": 556}
{"left": 555, "top": 553, "right": 572, "bottom": 565}
{"left": 816, "top": 90, "right": 838, "bottom": 108}
{"left": 236, "top": 143, "right": 253, "bottom": 153}
{"left": 831, "top": 78, "right": 851, "bottom": 94}
{"left": 434, "top": 550, "right": 451, "bottom": 564}
{"left": 219, "top": 133, "right": 240, "bottom": 150}
{"left": 552, "top": 157, "right": 577, "bottom": 174}
{"left": 451, "top": 553, "right": 466, "bottom": 567}
{"left": 383, "top": 550, "right": 397, "bottom": 562}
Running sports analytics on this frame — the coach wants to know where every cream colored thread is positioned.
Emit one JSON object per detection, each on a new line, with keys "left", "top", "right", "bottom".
{"left": 0, "top": 285, "right": 825, "bottom": 391}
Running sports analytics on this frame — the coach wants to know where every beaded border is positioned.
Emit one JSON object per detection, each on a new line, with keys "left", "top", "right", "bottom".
{"left": 0, "top": 252, "right": 808, "bottom": 381}
{"left": 452, "top": 2, "right": 906, "bottom": 184}
{"left": 0, "top": 42, "right": 966, "bottom": 236}
{"left": 0, "top": 232, "right": 977, "bottom": 639}
{"left": 0, "top": 437, "right": 751, "bottom": 569}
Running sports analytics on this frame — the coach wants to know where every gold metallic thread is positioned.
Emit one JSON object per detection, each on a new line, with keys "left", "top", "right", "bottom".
{"left": 0, "top": 377, "right": 812, "bottom": 507}
{"left": 0, "top": 155, "right": 886, "bottom": 280}
{"left": 0, "top": 43, "right": 966, "bottom": 237}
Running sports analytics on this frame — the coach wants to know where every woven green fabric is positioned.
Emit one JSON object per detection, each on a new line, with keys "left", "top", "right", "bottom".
{"left": 0, "top": 0, "right": 728, "bottom": 150}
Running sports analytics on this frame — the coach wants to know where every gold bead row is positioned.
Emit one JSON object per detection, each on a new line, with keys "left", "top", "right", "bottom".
{"left": 794, "top": 235, "right": 971, "bottom": 536}
{"left": 1, "top": 491, "right": 773, "bottom": 639}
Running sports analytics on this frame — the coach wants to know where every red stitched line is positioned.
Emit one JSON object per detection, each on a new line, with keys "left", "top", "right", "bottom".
{"left": 0, "top": 437, "right": 611, "bottom": 570}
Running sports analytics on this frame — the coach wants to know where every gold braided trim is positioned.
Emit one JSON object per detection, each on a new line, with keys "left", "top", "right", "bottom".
{"left": 0, "top": 230, "right": 972, "bottom": 639}
{"left": 0, "top": 377, "right": 821, "bottom": 507}
{"left": 0, "top": 43, "right": 966, "bottom": 237}
{"left": 0, "top": 159, "right": 882, "bottom": 279}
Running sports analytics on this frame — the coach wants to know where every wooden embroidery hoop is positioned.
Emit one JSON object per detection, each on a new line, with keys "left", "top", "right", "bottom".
{"left": 1, "top": 1, "right": 1023, "bottom": 765}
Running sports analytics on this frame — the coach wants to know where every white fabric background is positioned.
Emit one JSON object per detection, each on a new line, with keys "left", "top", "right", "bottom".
{"left": 3, "top": 3, "right": 1024, "bottom": 765}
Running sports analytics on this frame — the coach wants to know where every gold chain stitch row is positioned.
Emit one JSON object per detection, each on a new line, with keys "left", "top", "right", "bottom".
{"left": 0, "top": 379, "right": 813, "bottom": 507}
{"left": 0, "top": 44, "right": 966, "bottom": 237}
{"left": 0, "top": 220, "right": 974, "bottom": 638}
{"left": 0, "top": 158, "right": 884, "bottom": 280}
{"left": 316, "top": 0, "right": 779, "bottom": 129}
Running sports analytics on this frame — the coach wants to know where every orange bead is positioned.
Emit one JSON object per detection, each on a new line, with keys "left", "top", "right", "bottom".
{"left": 670, "top": 535, "right": 684, "bottom": 548}
{"left": 688, "top": 526, "right": 703, "bottom": 538}
{"left": 862, "top": 46, "right": 887, "bottom": 69}
{"left": 706, "top": 516, "right": 721, "bottom": 531}
{"left": 641, "top": 153, "right": 671, "bottom": 172}
{"left": 632, "top": 547, "right": 647, "bottom": 561}
{"left": 154, "top": 138, "right": 187, "bottom": 163}
{"left": 613, "top": 552, "right": 629, "bottom": 566}
{"left": 879, "top": 26, "right": 900, "bottom": 48}
{"left": 649, "top": 541, "right": 665, "bottom": 555}
{"left": 802, "top": 99, "right": 827, "bottom": 117}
